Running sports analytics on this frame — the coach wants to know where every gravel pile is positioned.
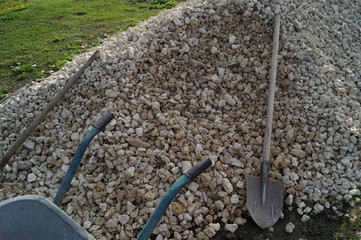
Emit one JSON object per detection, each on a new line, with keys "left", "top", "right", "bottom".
{"left": 1, "top": 0, "right": 360, "bottom": 239}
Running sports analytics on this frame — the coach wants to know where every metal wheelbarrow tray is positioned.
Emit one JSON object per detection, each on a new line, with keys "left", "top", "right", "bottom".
{"left": 0, "top": 195, "right": 94, "bottom": 240}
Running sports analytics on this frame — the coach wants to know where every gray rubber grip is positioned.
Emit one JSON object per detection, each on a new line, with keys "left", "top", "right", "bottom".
{"left": 185, "top": 158, "right": 212, "bottom": 181}
{"left": 94, "top": 112, "right": 114, "bottom": 130}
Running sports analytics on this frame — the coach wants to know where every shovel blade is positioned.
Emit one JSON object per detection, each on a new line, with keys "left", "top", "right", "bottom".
{"left": 246, "top": 175, "right": 283, "bottom": 229}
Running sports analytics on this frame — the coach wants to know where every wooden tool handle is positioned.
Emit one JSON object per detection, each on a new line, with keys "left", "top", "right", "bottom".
{"left": 262, "top": 14, "right": 281, "bottom": 165}
{"left": 0, "top": 50, "right": 100, "bottom": 169}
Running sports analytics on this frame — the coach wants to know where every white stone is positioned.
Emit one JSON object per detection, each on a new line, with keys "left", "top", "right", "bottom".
{"left": 125, "top": 167, "right": 136, "bottom": 177}
{"left": 234, "top": 217, "right": 247, "bottom": 225}
{"left": 194, "top": 215, "right": 203, "bottom": 225}
{"left": 173, "top": 17, "right": 182, "bottom": 26}
{"left": 217, "top": 191, "right": 228, "bottom": 198}
{"left": 24, "top": 141, "right": 35, "bottom": 149}
{"left": 301, "top": 215, "right": 310, "bottom": 222}
{"left": 155, "top": 235, "right": 163, "bottom": 240}
{"left": 119, "top": 231, "right": 127, "bottom": 240}
{"left": 297, "top": 201, "right": 306, "bottom": 208}
{"left": 188, "top": 182, "right": 199, "bottom": 191}
{"left": 285, "top": 222, "right": 295, "bottom": 233}
{"left": 135, "top": 127, "right": 144, "bottom": 137}
{"left": 174, "top": 232, "right": 182, "bottom": 240}
{"left": 236, "top": 181, "right": 244, "bottom": 189}
{"left": 195, "top": 144, "right": 203, "bottom": 155}
{"left": 158, "top": 224, "right": 170, "bottom": 236}
{"left": 118, "top": 215, "right": 130, "bottom": 225}
{"left": 182, "top": 161, "right": 192, "bottom": 174}
{"left": 105, "top": 218, "right": 118, "bottom": 228}
{"left": 224, "top": 93, "right": 236, "bottom": 106}
{"left": 204, "top": 227, "right": 216, "bottom": 237}
{"left": 225, "top": 223, "right": 238, "bottom": 233}
{"left": 83, "top": 220, "right": 92, "bottom": 229}
{"left": 127, "top": 201, "right": 136, "bottom": 214}
{"left": 215, "top": 200, "right": 225, "bottom": 210}
{"left": 285, "top": 194, "right": 294, "bottom": 206}
{"left": 27, "top": 173, "right": 37, "bottom": 182}
{"left": 341, "top": 157, "right": 352, "bottom": 168}
{"left": 128, "top": 47, "right": 135, "bottom": 59}
{"left": 344, "top": 194, "right": 352, "bottom": 201}
{"left": 314, "top": 203, "right": 324, "bottom": 213}
{"left": 61, "top": 165, "right": 69, "bottom": 173}
{"left": 99, "top": 203, "right": 107, "bottom": 211}
{"left": 222, "top": 178, "right": 233, "bottom": 193}
{"left": 230, "top": 194, "right": 240, "bottom": 204}
{"left": 290, "top": 149, "right": 306, "bottom": 158}
{"left": 105, "top": 89, "right": 118, "bottom": 98}
{"left": 217, "top": 67, "right": 225, "bottom": 78}
{"left": 209, "top": 223, "right": 220, "bottom": 231}
{"left": 244, "top": 83, "right": 252, "bottom": 93}
{"left": 293, "top": 19, "right": 302, "bottom": 31}
{"left": 229, "top": 35, "right": 237, "bottom": 44}
{"left": 182, "top": 44, "right": 190, "bottom": 52}
{"left": 211, "top": 74, "right": 221, "bottom": 83}
{"left": 211, "top": 47, "right": 218, "bottom": 53}
{"left": 218, "top": 99, "right": 227, "bottom": 108}
{"left": 71, "top": 132, "right": 80, "bottom": 141}
{"left": 349, "top": 189, "right": 360, "bottom": 196}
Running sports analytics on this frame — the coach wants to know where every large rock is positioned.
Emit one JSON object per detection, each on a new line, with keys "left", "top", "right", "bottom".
{"left": 126, "top": 137, "right": 150, "bottom": 148}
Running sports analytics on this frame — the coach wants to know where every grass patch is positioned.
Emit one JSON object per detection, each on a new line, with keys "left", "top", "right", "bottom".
{"left": 299, "top": 215, "right": 341, "bottom": 240}
{"left": 0, "top": 0, "right": 31, "bottom": 15}
{"left": 334, "top": 194, "right": 361, "bottom": 240}
{"left": 0, "top": 0, "right": 179, "bottom": 100}
{"left": 0, "top": 85, "right": 8, "bottom": 99}
{"left": 133, "top": 0, "right": 178, "bottom": 9}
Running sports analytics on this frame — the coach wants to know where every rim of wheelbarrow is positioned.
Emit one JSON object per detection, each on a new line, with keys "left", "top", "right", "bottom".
{"left": 0, "top": 195, "right": 95, "bottom": 240}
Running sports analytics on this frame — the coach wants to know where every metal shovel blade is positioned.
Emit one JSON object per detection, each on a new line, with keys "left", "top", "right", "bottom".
{"left": 246, "top": 175, "right": 283, "bottom": 229}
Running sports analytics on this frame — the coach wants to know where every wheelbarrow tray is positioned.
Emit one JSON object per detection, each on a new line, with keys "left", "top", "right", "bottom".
{"left": 0, "top": 195, "right": 94, "bottom": 240}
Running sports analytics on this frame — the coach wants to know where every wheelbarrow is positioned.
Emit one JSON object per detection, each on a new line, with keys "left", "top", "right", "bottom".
{"left": 0, "top": 112, "right": 212, "bottom": 240}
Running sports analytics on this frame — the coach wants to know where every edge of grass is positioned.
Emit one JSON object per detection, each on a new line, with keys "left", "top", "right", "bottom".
{"left": 0, "top": 0, "right": 180, "bottom": 100}
{"left": 334, "top": 193, "right": 361, "bottom": 240}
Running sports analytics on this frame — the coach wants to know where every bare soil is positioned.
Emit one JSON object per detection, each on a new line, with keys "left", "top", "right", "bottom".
{"left": 211, "top": 209, "right": 342, "bottom": 240}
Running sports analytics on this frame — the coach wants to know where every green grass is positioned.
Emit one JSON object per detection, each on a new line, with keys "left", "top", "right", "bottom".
{"left": 334, "top": 196, "right": 361, "bottom": 240}
{"left": 300, "top": 217, "right": 341, "bottom": 240}
{"left": 0, "top": 0, "right": 178, "bottom": 99}
{"left": 0, "top": 0, "right": 32, "bottom": 15}
{"left": 0, "top": 85, "right": 7, "bottom": 99}
{"left": 134, "top": 0, "right": 178, "bottom": 9}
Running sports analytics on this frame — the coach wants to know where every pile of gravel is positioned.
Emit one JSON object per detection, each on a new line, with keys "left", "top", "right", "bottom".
{"left": 0, "top": 0, "right": 360, "bottom": 239}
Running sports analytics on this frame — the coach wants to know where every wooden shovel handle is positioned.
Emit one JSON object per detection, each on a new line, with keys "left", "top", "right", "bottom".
{"left": 260, "top": 14, "right": 281, "bottom": 204}
{"left": 0, "top": 50, "right": 100, "bottom": 169}
{"left": 262, "top": 14, "right": 281, "bottom": 166}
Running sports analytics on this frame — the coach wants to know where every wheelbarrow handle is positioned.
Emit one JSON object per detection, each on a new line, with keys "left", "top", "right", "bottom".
{"left": 185, "top": 158, "right": 212, "bottom": 181}
{"left": 137, "top": 158, "right": 212, "bottom": 240}
{"left": 53, "top": 112, "right": 114, "bottom": 206}
{"left": 94, "top": 112, "right": 114, "bottom": 130}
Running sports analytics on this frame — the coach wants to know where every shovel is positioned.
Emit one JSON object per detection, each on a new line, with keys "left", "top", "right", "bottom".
{"left": 246, "top": 14, "right": 283, "bottom": 229}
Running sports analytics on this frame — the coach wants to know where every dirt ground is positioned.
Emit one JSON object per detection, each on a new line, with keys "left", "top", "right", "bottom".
{"left": 211, "top": 208, "right": 343, "bottom": 240}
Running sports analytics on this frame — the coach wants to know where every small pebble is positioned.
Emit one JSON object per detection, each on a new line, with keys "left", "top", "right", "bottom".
{"left": 225, "top": 223, "right": 238, "bottom": 233}
{"left": 285, "top": 222, "right": 295, "bottom": 233}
